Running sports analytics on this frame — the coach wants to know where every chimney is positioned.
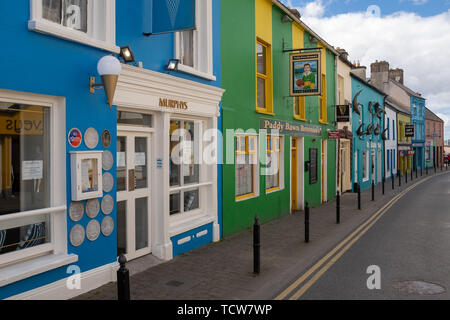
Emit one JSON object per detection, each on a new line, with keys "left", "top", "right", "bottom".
{"left": 289, "top": 8, "right": 301, "bottom": 19}
{"left": 351, "top": 65, "right": 367, "bottom": 80}
{"left": 389, "top": 68, "right": 404, "bottom": 84}
{"left": 336, "top": 47, "right": 349, "bottom": 61}
{"left": 370, "top": 60, "right": 389, "bottom": 92}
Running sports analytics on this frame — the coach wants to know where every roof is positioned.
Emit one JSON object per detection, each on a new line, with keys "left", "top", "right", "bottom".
{"left": 350, "top": 72, "right": 387, "bottom": 97}
{"left": 272, "top": 0, "right": 339, "bottom": 55}
{"left": 425, "top": 107, "right": 444, "bottom": 122}
{"left": 390, "top": 79, "right": 424, "bottom": 99}
{"left": 385, "top": 96, "right": 411, "bottom": 115}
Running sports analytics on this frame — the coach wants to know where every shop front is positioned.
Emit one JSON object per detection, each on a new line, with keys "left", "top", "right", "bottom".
{"left": 113, "top": 65, "right": 224, "bottom": 261}
{"left": 398, "top": 146, "right": 412, "bottom": 174}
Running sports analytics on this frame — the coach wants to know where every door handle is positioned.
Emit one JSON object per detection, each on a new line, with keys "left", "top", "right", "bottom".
{"left": 128, "top": 169, "right": 135, "bottom": 191}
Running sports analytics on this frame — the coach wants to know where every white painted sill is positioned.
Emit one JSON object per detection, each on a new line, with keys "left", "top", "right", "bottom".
{"left": 176, "top": 64, "right": 217, "bottom": 81}
{"left": 0, "top": 253, "right": 78, "bottom": 288}
{"left": 169, "top": 213, "right": 215, "bottom": 238}
{"left": 28, "top": 19, "right": 120, "bottom": 53}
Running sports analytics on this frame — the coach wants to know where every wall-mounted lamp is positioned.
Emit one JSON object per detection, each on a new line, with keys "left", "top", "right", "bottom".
{"left": 166, "top": 59, "right": 180, "bottom": 71}
{"left": 90, "top": 55, "right": 122, "bottom": 108}
{"left": 120, "top": 46, "right": 135, "bottom": 63}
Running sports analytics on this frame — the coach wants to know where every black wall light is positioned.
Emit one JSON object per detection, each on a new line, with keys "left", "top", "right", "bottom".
{"left": 166, "top": 59, "right": 180, "bottom": 71}
{"left": 120, "top": 46, "right": 135, "bottom": 63}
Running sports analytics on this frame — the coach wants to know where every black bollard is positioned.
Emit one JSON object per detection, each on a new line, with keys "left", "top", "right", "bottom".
{"left": 382, "top": 176, "right": 385, "bottom": 195}
{"left": 426, "top": 166, "right": 428, "bottom": 175}
{"left": 405, "top": 170, "right": 407, "bottom": 184}
{"left": 399, "top": 170, "right": 401, "bottom": 187}
{"left": 336, "top": 191, "right": 340, "bottom": 224}
{"left": 435, "top": 165, "right": 436, "bottom": 174}
{"left": 117, "top": 254, "right": 130, "bottom": 300}
{"left": 253, "top": 216, "right": 260, "bottom": 274}
{"left": 416, "top": 168, "right": 418, "bottom": 179}
{"left": 305, "top": 201, "right": 310, "bottom": 243}
{"left": 357, "top": 183, "right": 361, "bottom": 210}
{"left": 392, "top": 174, "right": 395, "bottom": 190}
{"left": 372, "top": 180, "right": 375, "bottom": 201}
{"left": 411, "top": 168, "right": 413, "bottom": 181}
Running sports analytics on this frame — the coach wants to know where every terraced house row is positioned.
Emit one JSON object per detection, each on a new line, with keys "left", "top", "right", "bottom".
{"left": 0, "top": 0, "right": 444, "bottom": 299}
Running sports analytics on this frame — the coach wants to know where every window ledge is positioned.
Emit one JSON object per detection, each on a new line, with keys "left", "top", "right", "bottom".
{"left": 169, "top": 213, "right": 215, "bottom": 238}
{"left": 256, "top": 109, "right": 275, "bottom": 116}
{"left": 266, "top": 187, "right": 283, "bottom": 194}
{"left": 0, "top": 253, "right": 78, "bottom": 288}
{"left": 28, "top": 19, "right": 120, "bottom": 53}
{"left": 176, "top": 64, "right": 217, "bottom": 81}
{"left": 319, "top": 120, "right": 329, "bottom": 125}
{"left": 293, "top": 116, "right": 307, "bottom": 122}
{"left": 235, "top": 193, "right": 259, "bottom": 202}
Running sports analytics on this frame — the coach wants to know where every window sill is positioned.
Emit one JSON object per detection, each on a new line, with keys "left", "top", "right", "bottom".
{"left": 169, "top": 212, "right": 215, "bottom": 238}
{"left": 256, "top": 109, "right": 275, "bottom": 116}
{"left": 0, "top": 253, "right": 78, "bottom": 287}
{"left": 176, "top": 64, "right": 217, "bottom": 81}
{"left": 266, "top": 186, "right": 282, "bottom": 194}
{"left": 319, "top": 120, "right": 329, "bottom": 125}
{"left": 28, "top": 19, "right": 120, "bottom": 53}
{"left": 235, "top": 193, "right": 259, "bottom": 202}
{"left": 293, "top": 116, "right": 307, "bottom": 122}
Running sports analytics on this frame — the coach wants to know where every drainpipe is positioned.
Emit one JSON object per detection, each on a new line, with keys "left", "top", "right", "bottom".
{"left": 335, "top": 54, "right": 339, "bottom": 194}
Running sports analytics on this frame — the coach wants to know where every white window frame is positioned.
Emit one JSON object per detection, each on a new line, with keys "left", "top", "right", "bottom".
{"left": 265, "top": 135, "right": 284, "bottom": 194}
{"left": 174, "top": 0, "right": 215, "bottom": 81}
{"left": 0, "top": 89, "right": 74, "bottom": 287}
{"left": 28, "top": 0, "right": 119, "bottom": 53}
{"left": 235, "top": 133, "right": 260, "bottom": 202}
{"left": 362, "top": 150, "right": 369, "bottom": 182}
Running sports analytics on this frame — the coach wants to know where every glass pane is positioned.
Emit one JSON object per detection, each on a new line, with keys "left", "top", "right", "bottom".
{"left": 170, "top": 121, "right": 181, "bottom": 187}
{"left": 235, "top": 155, "right": 254, "bottom": 197}
{"left": 135, "top": 137, "right": 148, "bottom": 189}
{"left": 117, "top": 201, "right": 127, "bottom": 256}
{"left": 266, "top": 151, "right": 280, "bottom": 189}
{"left": 170, "top": 192, "right": 180, "bottom": 215}
{"left": 42, "top": 0, "right": 62, "bottom": 24}
{"left": 62, "top": 0, "right": 87, "bottom": 33}
{"left": 117, "top": 111, "right": 153, "bottom": 127}
{"left": 135, "top": 197, "right": 148, "bottom": 251}
{"left": 184, "top": 189, "right": 199, "bottom": 212}
{"left": 257, "top": 43, "right": 266, "bottom": 75}
{"left": 257, "top": 77, "right": 266, "bottom": 108}
{"left": 0, "top": 104, "right": 50, "bottom": 215}
{"left": 294, "top": 98, "right": 299, "bottom": 116}
{"left": 117, "top": 137, "right": 127, "bottom": 192}
{"left": 0, "top": 216, "right": 50, "bottom": 256}
{"left": 81, "top": 158, "right": 98, "bottom": 193}
{"left": 180, "top": 30, "right": 194, "bottom": 67}
{"left": 183, "top": 121, "right": 199, "bottom": 185}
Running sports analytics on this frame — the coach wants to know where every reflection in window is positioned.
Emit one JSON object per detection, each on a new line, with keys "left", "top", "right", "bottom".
{"left": 42, "top": 0, "right": 88, "bottom": 33}
{"left": 135, "top": 137, "right": 148, "bottom": 189}
{"left": 117, "top": 111, "right": 153, "bottom": 127}
{"left": 117, "top": 137, "right": 127, "bottom": 192}
{"left": 0, "top": 103, "right": 51, "bottom": 254}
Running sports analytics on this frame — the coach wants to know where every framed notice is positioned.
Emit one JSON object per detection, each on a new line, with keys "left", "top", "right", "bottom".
{"left": 405, "top": 125, "right": 415, "bottom": 137}
{"left": 290, "top": 51, "right": 322, "bottom": 97}
{"left": 309, "top": 148, "right": 318, "bottom": 185}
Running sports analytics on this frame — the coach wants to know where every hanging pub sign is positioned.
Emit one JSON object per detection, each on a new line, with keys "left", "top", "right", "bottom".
{"left": 289, "top": 51, "right": 322, "bottom": 97}
{"left": 405, "top": 124, "right": 415, "bottom": 137}
{"left": 143, "top": 0, "right": 196, "bottom": 35}
{"left": 336, "top": 104, "right": 350, "bottom": 122}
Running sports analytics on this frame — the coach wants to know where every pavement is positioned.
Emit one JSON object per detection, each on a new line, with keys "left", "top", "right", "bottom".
{"left": 73, "top": 167, "right": 449, "bottom": 300}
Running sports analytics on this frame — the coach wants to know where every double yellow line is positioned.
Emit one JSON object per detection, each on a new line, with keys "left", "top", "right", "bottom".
{"left": 275, "top": 172, "right": 448, "bottom": 300}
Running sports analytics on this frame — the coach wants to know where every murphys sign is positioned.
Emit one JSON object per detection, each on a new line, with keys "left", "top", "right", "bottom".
{"left": 144, "top": 0, "right": 196, "bottom": 35}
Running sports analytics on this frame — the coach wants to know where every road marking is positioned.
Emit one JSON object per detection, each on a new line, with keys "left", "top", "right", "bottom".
{"left": 275, "top": 172, "right": 449, "bottom": 300}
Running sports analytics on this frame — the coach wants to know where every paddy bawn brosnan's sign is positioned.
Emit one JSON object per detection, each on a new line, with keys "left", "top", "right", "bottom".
{"left": 260, "top": 118, "right": 322, "bottom": 137}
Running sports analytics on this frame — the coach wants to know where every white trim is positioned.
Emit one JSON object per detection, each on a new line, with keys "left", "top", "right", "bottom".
{"left": 29, "top": 0, "right": 119, "bottom": 53}
{"left": 177, "top": 64, "right": 217, "bottom": 81}
{"left": 0, "top": 254, "right": 78, "bottom": 288}
{"left": 6, "top": 262, "right": 119, "bottom": 300}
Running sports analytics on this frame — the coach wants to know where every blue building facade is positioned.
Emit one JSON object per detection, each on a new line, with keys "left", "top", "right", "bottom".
{"left": 410, "top": 95, "right": 426, "bottom": 170}
{"left": 351, "top": 74, "right": 386, "bottom": 192}
{"left": 0, "top": 0, "right": 223, "bottom": 299}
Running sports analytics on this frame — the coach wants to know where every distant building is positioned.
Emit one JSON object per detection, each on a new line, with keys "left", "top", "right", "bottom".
{"left": 425, "top": 108, "right": 445, "bottom": 168}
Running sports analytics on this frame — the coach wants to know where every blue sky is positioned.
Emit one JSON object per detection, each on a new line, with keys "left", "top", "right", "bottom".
{"left": 282, "top": 0, "right": 450, "bottom": 17}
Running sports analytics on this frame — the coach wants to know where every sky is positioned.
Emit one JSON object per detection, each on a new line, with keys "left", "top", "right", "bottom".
{"left": 281, "top": 0, "right": 450, "bottom": 140}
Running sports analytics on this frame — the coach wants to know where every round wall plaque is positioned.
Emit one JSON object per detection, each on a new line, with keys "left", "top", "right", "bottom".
{"left": 102, "top": 150, "right": 114, "bottom": 171}
{"left": 101, "top": 130, "right": 111, "bottom": 148}
{"left": 68, "top": 128, "right": 82, "bottom": 148}
{"left": 101, "top": 194, "right": 114, "bottom": 215}
{"left": 69, "top": 202, "right": 84, "bottom": 222}
{"left": 86, "top": 220, "right": 101, "bottom": 241}
{"left": 102, "top": 172, "right": 114, "bottom": 192}
{"left": 70, "top": 224, "right": 85, "bottom": 247}
{"left": 84, "top": 127, "right": 99, "bottom": 149}
{"left": 101, "top": 216, "right": 114, "bottom": 237}
{"left": 86, "top": 198, "right": 100, "bottom": 218}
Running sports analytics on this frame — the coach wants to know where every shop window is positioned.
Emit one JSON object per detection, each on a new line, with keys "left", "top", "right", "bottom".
{"left": 117, "top": 111, "right": 153, "bottom": 128}
{"left": 294, "top": 97, "right": 306, "bottom": 120}
{"left": 266, "top": 136, "right": 281, "bottom": 192}
{"left": 0, "top": 92, "right": 67, "bottom": 279}
{"left": 29, "top": 0, "right": 118, "bottom": 53}
{"left": 256, "top": 40, "right": 273, "bottom": 114}
{"left": 169, "top": 120, "right": 201, "bottom": 216}
{"left": 362, "top": 150, "right": 369, "bottom": 181}
{"left": 318, "top": 74, "right": 327, "bottom": 123}
{"left": 235, "top": 135, "right": 257, "bottom": 200}
{"left": 175, "top": 0, "right": 214, "bottom": 80}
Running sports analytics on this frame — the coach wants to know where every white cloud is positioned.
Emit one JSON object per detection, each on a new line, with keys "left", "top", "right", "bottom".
{"left": 294, "top": 8, "right": 450, "bottom": 138}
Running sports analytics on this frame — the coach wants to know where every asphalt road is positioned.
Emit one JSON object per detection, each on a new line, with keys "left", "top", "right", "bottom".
{"left": 295, "top": 172, "right": 450, "bottom": 300}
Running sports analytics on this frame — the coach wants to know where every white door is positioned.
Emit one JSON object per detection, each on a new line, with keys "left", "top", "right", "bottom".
{"left": 116, "top": 131, "right": 152, "bottom": 261}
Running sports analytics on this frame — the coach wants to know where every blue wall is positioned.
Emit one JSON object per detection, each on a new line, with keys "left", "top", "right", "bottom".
{"left": 351, "top": 76, "right": 385, "bottom": 191}
{"left": 411, "top": 95, "right": 426, "bottom": 170}
{"left": 0, "top": 0, "right": 221, "bottom": 299}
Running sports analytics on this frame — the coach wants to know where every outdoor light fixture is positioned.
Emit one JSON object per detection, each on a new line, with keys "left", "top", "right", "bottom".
{"left": 90, "top": 55, "right": 122, "bottom": 108}
{"left": 120, "top": 46, "right": 135, "bottom": 63}
{"left": 166, "top": 59, "right": 180, "bottom": 71}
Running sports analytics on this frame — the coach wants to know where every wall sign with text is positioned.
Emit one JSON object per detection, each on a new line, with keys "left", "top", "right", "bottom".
{"left": 290, "top": 51, "right": 322, "bottom": 97}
